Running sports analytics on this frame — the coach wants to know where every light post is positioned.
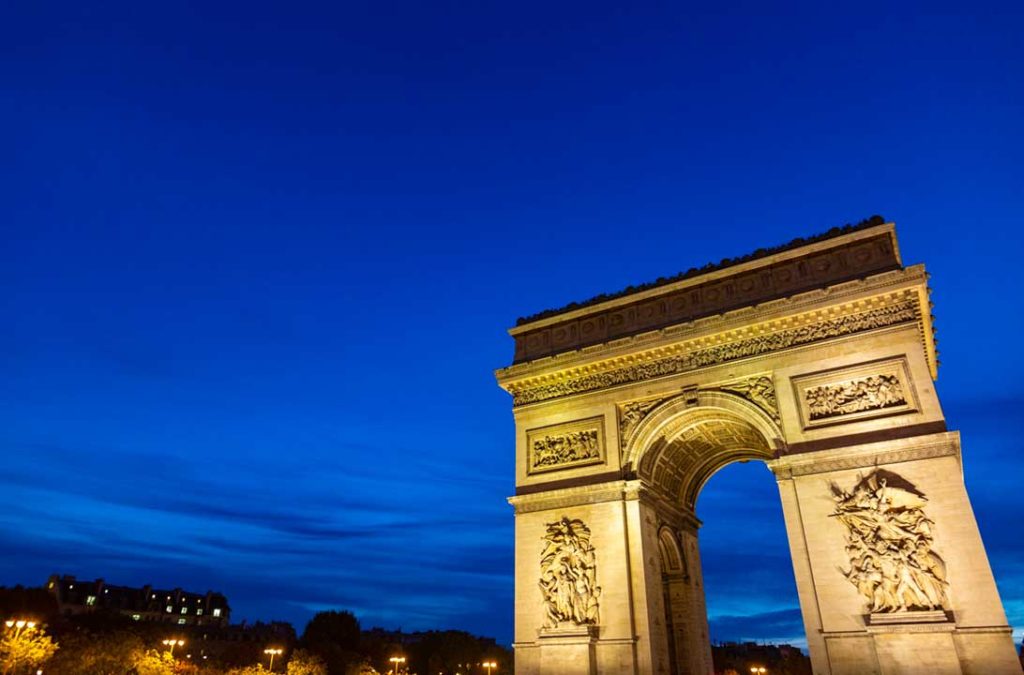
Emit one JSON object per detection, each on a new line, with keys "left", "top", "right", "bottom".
{"left": 389, "top": 655, "right": 406, "bottom": 674}
{"left": 4, "top": 620, "right": 37, "bottom": 638}
{"left": 264, "top": 647, "right": 284, "bottom": 671}
{"left": 750, "top": 667, "right": 767, "bottom": 675}
{"left": 162, "top": 638, "right": 185, "bottom": 657}
{"left": 483, "top": 660, "right": 498, "bottom": 674}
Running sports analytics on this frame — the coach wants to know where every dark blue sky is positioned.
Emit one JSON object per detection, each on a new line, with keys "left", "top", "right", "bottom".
{"left": 2, "top": 0, "right": 1022, "bottom": 648}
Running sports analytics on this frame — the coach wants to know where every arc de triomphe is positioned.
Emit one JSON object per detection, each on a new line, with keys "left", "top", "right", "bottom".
{"left": 495, "top": 219, "right": 1020, "bottom": 674}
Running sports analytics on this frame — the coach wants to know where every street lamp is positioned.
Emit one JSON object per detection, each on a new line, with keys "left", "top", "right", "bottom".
{"left": 389, "top": 655, "right": 406, "bottom": 674}
{"left": 483, "top": 660, "right": 498, "bottom": 674}
{"left": 264, "top": 647, "right": 284, "bottom": 671}
{"left": 162, "top": 638, "right": 185, "bottom": 656}
{"left": 750, "top": 667, "right": 767, "bottom": 675}
{"left": 4, "top": 620, "right": 37, "bottom": 638}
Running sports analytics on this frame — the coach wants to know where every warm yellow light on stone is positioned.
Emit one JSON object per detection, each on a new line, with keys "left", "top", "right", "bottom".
{"left": 497, "top": 221, "right": 1020, "bottom": 674}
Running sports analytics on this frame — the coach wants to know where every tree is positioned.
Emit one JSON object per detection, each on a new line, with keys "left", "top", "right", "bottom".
{"left": 46, "top": 630, "right": 144, "bottom": 675}
{"left": 225, "top": 666, "right": 268, "bottom": 675}
{"left": 300, "top": 612, "right": 361, "bottom": 675}
{"left": 132, "top": 648, "right": 176, "bottom": 675}
{"left": 0, "top": 622, "right": 58, "bottom": 674}
{"left": 286, "top": 650, "right": 327, "bottom": 675}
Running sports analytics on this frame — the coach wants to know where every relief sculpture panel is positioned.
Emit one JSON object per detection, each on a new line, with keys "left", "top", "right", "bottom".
{"left": 539, "top": 517, "right": 601, "bottom": 627}
{"left": 527, "top": 417, "right": 605, "bottom": 474}
{"left": 793, "top": 357, "right": 918, "bottom": 429}
{"left": 829, "top": 470, "right": 948, "bottom": 614}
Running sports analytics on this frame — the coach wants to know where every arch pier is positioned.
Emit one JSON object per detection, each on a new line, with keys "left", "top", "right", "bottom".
{"left": 497, "top": 221, "right": 1020, "bottom": 674}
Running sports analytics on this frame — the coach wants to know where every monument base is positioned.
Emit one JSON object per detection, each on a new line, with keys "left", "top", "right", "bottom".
{"left": 537, "top": 624, "right": 598, "bottom": 675}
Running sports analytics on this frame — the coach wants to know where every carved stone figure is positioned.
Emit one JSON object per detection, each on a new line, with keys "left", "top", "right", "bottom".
{"left": 806, "top": 374, "right": 906, "bottom": 420}
{"left": 619, "top": 398, "right": 669, "bottom": 444}
{"left": 719, "top": 376, "right": 779, "bottom": 420}
{"left": 829, "top": 471, "right": 948, "bottom": 613}
{"left": 532, "top": 430, "right": 600, "bottom": 469}
{"left": 539, "top": 517, "right": 601, "bottom": 627}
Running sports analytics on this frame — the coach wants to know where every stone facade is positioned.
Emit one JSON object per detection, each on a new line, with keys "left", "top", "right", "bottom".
{"left": 497, "top": 222, "right": 1020, "bottom": 674}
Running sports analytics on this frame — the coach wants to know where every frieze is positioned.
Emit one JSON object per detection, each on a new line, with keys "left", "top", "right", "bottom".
{"left": 512, "top": 223, "right": 897, "bottom": 362}
{"left": 510, "top": 300, "right": 917, "bottom": 406}
{"left": 527, "top": 417, "right": 605, "bottom": 474}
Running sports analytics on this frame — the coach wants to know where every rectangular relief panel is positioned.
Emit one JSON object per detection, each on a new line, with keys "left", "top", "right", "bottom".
{"left": 792, "top": 357, "right": 919, "bottom": 429}
{"left": 527, "top": 417, "right": 606, "bottom": 475}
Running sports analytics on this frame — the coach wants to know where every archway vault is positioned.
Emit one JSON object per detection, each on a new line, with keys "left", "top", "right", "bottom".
{"left": 498, "top": 221, "right": 1020, "bottom": 675}
{"left": 624, "top": 391, "right": 784, "bottom": 512}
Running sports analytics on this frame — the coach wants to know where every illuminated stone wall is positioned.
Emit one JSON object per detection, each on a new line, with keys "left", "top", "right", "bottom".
{"left": 497, "top": 222, "right": 1021, "bottom": 674}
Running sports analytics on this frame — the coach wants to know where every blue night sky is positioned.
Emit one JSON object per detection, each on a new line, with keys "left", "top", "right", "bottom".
{"left": 2, "top": 0, "right": 1023, "bottom": 649}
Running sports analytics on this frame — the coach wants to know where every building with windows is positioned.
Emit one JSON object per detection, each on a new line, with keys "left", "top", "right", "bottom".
{"left": 46, "top": 574, "right": 230, "bottom": 627}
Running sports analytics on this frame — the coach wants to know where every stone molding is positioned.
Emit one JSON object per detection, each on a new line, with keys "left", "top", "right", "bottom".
{"left": 509, "top": 481, "right": 635, "bottom": 515}
{"left": 497, "top": 265, "right": 931, "bottom": 384}
{"left": 510, "top": 225, "right": 899, "bottom": 362}
{"left": 768, "top": 432, "right": 961, "bottom": 479}
{"left": 503, "top": 290, "right": 921, "bottom": 407}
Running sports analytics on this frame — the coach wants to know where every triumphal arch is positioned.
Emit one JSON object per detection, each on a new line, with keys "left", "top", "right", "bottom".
{"left": 495, "top": 219, "right": 1020, "bottom": 674}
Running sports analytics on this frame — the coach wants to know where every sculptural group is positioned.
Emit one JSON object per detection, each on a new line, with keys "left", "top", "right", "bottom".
{"left": 539, "top": 517, "right": 601, "bottom": 627}
{"left": 830, "top": 471, "right": 947, "bottom": 613}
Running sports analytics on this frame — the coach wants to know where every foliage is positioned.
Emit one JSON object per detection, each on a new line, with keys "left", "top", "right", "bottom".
{"left": 132, "top": 648, "right": 177, "bottom": 675}
{"left": 300, "top": 611, "right": 362, "bottom": 675}
{"left": 0, "top": 622, "right": 59, "bottom": 673}
{"left": 225, "top": 665, "right": 268, "bottom": 675}
{"left": 286, "top": 649, "right": 327, "bottom": 675}
{"left": 46, "top": 629, "right": 144, "bottom": 675}
{"left": 344, "top": 662, "right": 377, "bottom": 675}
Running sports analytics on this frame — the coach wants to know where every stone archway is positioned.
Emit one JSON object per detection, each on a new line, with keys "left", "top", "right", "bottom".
{"left": 498, "top": 221, "right": 1021, "bottom": 674}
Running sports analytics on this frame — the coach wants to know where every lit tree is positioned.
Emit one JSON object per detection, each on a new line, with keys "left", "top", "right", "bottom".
{"left": 225, "top": 665, "right": 268, "bottom": 675}
{"left": 46, "top": 629, "right": 143, "bottom": 674}
{"left": 0, "top": 621, "right": 58, "bottom": 674}
{"left": 286, "top": 650, "right": 327, "bottom": 675}
{"left": 132, "top": 648, "right": 177, "bottom": 675}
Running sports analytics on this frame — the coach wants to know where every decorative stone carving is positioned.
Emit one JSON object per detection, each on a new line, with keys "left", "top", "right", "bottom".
{"left": 793, "top": 357, "right": 917, "bottom": 428}
{"left": 527, "top": 418, "right": 605, "bottom": 474}
{"left": 829, "top": 471, "right": 948, "bottom": 614}
{"left": 539, "top": 517, "right": 601, "bottom": 627}
{"left": 806, "top": 374, "right": 906, "bottom": 421}
{"left": 510, "top": 299, "right": 917, "bottom": 406}
{"left": 718, "top": 375, "right": 779, "bottom": 421}
{"left": 619, "top": 397, "right": 672, "bottom": 445}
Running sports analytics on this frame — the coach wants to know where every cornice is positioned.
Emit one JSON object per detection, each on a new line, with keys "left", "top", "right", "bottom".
{"left": 508, "top": 480, "right": 634, "bottom": 514}
{"left": 767, "top": 431, "right": 961, "bottom": 478}
{"left": 500, "top": 284, "right": 926, "bottom": 408}
{"left": 498, "top": 265, "right": 928, "bottom": 386}
{"left": 511, "top": 220, "right": 896, "bottom": 332}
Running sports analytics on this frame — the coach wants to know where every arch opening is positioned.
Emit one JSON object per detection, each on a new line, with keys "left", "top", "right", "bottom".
{"left": 632, "top": 394, "right": 794, "bottom": 674}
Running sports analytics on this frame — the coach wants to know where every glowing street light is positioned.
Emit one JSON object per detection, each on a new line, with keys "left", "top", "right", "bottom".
{"left": 750, "top": 667, "right": 767, "bottom": 675}
{"left": 389, "top": 655, "right": 406, "bottom": 674}
{"left": 264, "top": 647, "right": 284, "bottom": 671}
{"left": 483, "top": 660, "right": 498, "bottom": 674}
{"left": 4, "top": 619, "right": 37, "bottom": 638}
{"left": 162, "top": 638, "right": 185, "bottom": 656}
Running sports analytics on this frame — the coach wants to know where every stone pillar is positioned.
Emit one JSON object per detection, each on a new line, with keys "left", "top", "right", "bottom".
{"left": 770, "top": 431, "right": 1021, "bottom": 675}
